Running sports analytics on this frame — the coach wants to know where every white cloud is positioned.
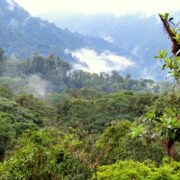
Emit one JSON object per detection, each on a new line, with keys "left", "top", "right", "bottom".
{"left": 141, "top": 68, "right": 157, "bottom": 80}
{"left": 66, "top": 48, "right": 135, "bottom": 74}
{"left": 14, "top": 0, "right": 180, "bottom": 16}
{"left": 101, "top": 34, "right": 114, "bottom": 43}
{"left": 9, "top": 19, "right": 19, "bottom": 28}
{"left": 7, "top": 0, "right": 15, "bottom": 11}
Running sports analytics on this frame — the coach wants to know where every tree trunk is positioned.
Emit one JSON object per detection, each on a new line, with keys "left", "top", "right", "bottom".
{"left": 163, "top": 140, "right": 176, "bottom": 160}
{"left": 159, "top": 14, "right": 180, "bottom": 56}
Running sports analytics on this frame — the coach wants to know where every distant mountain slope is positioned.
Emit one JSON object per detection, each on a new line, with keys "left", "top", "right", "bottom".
{"left": 1, "top": 0, "right": 178, "bottom": 80}
{"left": 41, "top": 13, "right": 173, "bottom": 57}
{"left": 0, "top": 0, "right": 122, "bottom": 61}
{"left": 41, "top": 13, "right": 180, "bottom": 79}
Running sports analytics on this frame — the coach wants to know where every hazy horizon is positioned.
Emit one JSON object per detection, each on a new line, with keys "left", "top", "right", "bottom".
{"left": 14, "top": 0, "right": 180, "bottom": 17}
{"left": 2, "top": 0, "right": 178, "bottom": 80}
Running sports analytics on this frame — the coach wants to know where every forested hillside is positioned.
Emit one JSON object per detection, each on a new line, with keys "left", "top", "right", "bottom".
{"left": 40, "top": 13, "right": 180, "bottom": 80}
{"left": 0, "top": 48, "right": 160, "bottom": 95}
{"left": 0, "top": 0, "right": 121, "bottom": 60}
{"left": 0, "top": 8, "right": 179, "bottom": 180}
{"left": 0, "top": 0, "right": 175, "bottom": 80}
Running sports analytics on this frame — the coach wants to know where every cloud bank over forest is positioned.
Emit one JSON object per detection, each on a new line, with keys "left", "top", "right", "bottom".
{"left": 66, "top": 48, "right": 135, "bottom": 74}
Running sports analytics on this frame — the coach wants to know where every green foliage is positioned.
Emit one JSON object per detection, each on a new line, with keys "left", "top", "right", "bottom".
{"left": 131, "top": 124, "right": 144, "bottom": 139}
{"left": 0, "top": 76, "right": 27, "bottom": 94}
{"left": 133, "top": 91, "right": 180, "bottom": 142}
{"left": 0, "top": 112, "right": 15, "bottom": 160}
{"left": 155, "top": 14, "right": 180, "bottom": 83}
{"left": 159, "top": 13, "right": 170, "bottom": 20}
{"left": 57, "top": 92, "right": 154, "bottom": 134}
{"left": 0, "top": 94, "right": 58, "bottom": 160}
{"left": 0, "top": 48, "right": 4, "bottom": 62}
{"left": 0, "top": 128, "right": 92, "bottom": 179}
{"left": 0, "top": 85, "right": 13, "bottom": 98}
{"left": 0, "top": 48, "right": 160, "bottom": 94}
{"left": 0, "top": 48, "right": 5, "bottom": 75}
{"left": 0, "top": 97, "right": 44, "bottom": 128}
{"left": 94, "top": 160, "right": 151, "bottom": 180}
{"left": 131, "top": 91, "right": 180, "bottom": 159}
{"left": 137, "top": 108, "right": 180, "bottom": 142}
{"left": 0, "top": 13, "right": 179, "bottom": 179}
{"left": 135, "top": 13, "right": 180, "bottom": 160}
{"left": 94, "top": 160, "right": 180, "bottom": 180}
{"left": 96, "top": 121, "right": 163, "bottom": 165}
{"left": 155, "top": 50, "right": 180, "bottom": 81}
{"left": 15, "top": 94, "right": 48, "bottom": 117}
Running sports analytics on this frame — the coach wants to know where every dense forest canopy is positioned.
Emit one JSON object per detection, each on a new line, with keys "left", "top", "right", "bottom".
{"left": 0, "top": 13, "right": 179, "bottom": 179}
{"left": 0, "top": 48, "right": 161, "bottom": 95}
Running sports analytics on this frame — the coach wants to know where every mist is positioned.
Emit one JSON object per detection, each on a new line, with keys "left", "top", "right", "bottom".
{"left": 66, "top": 48, "right": 135, "bottom": 74}
{"left": 25, "top": 75, "right": 50, "bottom": 98}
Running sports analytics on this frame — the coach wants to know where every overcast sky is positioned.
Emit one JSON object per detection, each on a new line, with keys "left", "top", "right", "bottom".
{"left": 14, "top": 0, "right": 180, "bottom": 16}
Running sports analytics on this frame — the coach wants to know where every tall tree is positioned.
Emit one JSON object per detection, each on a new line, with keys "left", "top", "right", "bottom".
{"left": 132, "top": 14, "right": 180, "bottom": 160}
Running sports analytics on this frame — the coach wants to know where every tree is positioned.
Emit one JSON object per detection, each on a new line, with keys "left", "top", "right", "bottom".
{"left": 96, "top": 121, "right": 163, "bottom": 165}
{"left": 156, "top": 13, "right": 180, "bottom": 82}
{"left": 0, "top": 128, "right": 92, "bottom": 179}
{"left": 159, "top": 13, "right": 180, "bottom": 56}
{"left": 132, "top": 108, "right": 180, "bottom": 160}
{"left": 93, "top": 160, "right": 180, "bottom": 180}
{"left": 0, "top": 48, "right": 5, "bottom": 75}
{"left": 0, "top": 112, "right": 15, "bottom": 161}
{"left": 0, "top": 85, "right": 13, "bottom": 99}
{"left": 132, "top": 14, "right": 180, "bottom": 160}
{"left": 0, "top": 48, "right": 4, "bottom": 62}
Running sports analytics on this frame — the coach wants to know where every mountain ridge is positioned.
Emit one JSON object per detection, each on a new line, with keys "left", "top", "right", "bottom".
{"left": 0, "top": 0, "right": 175, "bottom": 80}
{"left": 0, "top": 0, "right": 122, "bottom": 61}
